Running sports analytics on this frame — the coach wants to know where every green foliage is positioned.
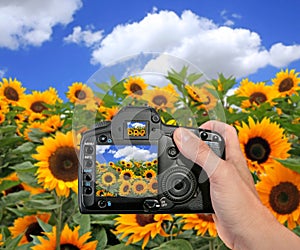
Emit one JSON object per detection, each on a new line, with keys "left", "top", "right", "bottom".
{"left": 0, "top": 68, "right": 299, "bottom": 249}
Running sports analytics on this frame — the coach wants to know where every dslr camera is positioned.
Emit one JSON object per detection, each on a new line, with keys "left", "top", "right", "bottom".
{"left": 79, "top": 106, "right": 225, "bottom": 214}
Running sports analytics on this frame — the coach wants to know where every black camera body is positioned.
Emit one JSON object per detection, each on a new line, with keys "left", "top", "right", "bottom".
{"left": 79, "top": 106, "right": 225, "bottom": 214}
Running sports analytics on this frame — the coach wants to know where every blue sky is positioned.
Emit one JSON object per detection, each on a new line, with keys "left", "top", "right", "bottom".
{"left": 96, "top": 144, "right": 157, "bottom": 164}
{"left": 1, "top": 0, "right": 300, "bottom": 98}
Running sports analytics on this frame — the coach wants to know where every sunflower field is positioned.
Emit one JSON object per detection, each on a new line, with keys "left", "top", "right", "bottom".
{"left": 0, "top": 67, "right": 299, "bottom": 250}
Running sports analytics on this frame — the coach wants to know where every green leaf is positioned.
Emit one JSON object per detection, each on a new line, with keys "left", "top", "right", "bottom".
{"left": 37, "top": 217, "right": 53, "bottom": 233}
{"left": 10, "top": 161, "right": 36, "bottom": 171}
{"left": 11, "top": 142, "right": 35, "bottom": 154}
{"left": 94, "top": 227, "right": 108, "bottom": 250}
{"left": 78, "top": 214, "right": 91, "bottom": 235}
{"left": 276, "top": 158, "right": 300, "bottom": 174}
{"left": 0, "top": 180, "right": 21, "bottom": 193}
{"left": 4, "top": 234, "right": 23, "bottom": 250}
{"left": 1, "top": 190, "right": 30, "bottom": 205}
{"left": 0, "top": 136, "right": 22, "bottom": 147}
{"left": 106, "top": 243, "right": 140, "bottom": 250}
{"left": 152, "top": 239, "right": 193, "bottom": 250}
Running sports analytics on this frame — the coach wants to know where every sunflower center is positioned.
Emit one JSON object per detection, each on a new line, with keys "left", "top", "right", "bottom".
{"left": 60, "top": 244, "right": 80, "bottom": 250}
{"left": 136, "top": 184, "right": 144, "bottom": 192}
{"left": 25, "top": 222, "right": 44, "bottom": 242}
{"left": 49, "top": 147, "right": 78, "bottom": 182}
{"left": 152, "top": 95, "right": 167, "bottom": 106}
{"left": 123, "top": 185, "right": 129, "bottom": 192}
{"left": 146, "top": 172, "right": 153, "bottom": 178}
{"left": 4, "top": 87, "right": 19, "bottom": 101}
{"left": 249, "top": 92, "right": 267, "bottom": 105}
{"left": 30, "top": 101, "right": 47, "bottom": 113}
{"left": 104, "top": 175, "right": 113, "bottom": 183}
{"left": 279, "top": 77, "right": 294, "bottom": 92}
{"left": 245, "top": 137, "right": 271, "bottom": 164}
{"left": 269, "top": 182, "right": 299, "bottom": 214}
{"left": 124, "top": 173, "right": 131, "bottom": 180}
{"left": 4, "top": 184, "right": 24, "bottom": 195}
{"left": 197, "top": 214, "right": 214, "bottom": 222}
{"left": 136, "top": 214, "right": 155, "bottom": 226}
{"left": 130, "top": 83, "right": 143, "bottom": 95}
{"left": 75, "top": 90, "right": 86, "bottom": 100}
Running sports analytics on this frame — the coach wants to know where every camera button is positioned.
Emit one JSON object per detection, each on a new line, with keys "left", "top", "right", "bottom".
{"left": 200, "top": 131, "right": 208, "bottom": 140}
{"left": 98, "top": 199, "right": 107, "bottom": 209}
{"left": 151, "top": 114, "right": 160, "bottom": 123}
{"left": 84, "top": 145, "right": 94, "bottom": 154}
{"left": 98, "top": 134, "right": 107, "bottom": 143}
{"left": 167, "top": 146, "right": 179, "bottom": 158}
{"left": 143, "top": 199, "right": 160, "bottom": 212}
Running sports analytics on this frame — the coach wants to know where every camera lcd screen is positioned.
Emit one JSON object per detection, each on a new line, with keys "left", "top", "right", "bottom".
{"left": 126, "top": 121, "right": 147, "bottom": 137}
{"left": 95, "top": 144, "right": 158, "bottom": 197}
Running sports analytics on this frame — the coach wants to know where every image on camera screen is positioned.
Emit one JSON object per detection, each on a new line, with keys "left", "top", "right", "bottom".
{"left": 126, "top": 121, "right": 147, "bottom": 137}
{"left": 95, "top": 144, "right": 158, "bottom": 197}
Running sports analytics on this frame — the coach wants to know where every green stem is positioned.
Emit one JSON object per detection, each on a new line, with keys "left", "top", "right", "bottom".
{"left": 209, "top": 238, "right": 215, "bottom": 250}
{"left": 55, "top": 195, "right": 63, "bottom": 250}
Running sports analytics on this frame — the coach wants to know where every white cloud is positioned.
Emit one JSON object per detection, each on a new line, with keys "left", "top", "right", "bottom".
{"left": 0, "top": 68, "right": 6, "bottom": 78}
{"left": 0, "top": 0, "right": 82, "bottom": 50}
{"left": 86, "top": 10, "right": 300, "bottom": 79}
{"left": 64, "top": 26, "right": 104, "bottom": 47}
{"left": 114, "top": 145, "right": 156, "bottom": 162}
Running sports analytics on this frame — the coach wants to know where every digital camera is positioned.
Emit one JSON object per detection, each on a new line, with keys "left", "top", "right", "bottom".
{"left": 78, "top": 106, "right": 225, "bottom": 214}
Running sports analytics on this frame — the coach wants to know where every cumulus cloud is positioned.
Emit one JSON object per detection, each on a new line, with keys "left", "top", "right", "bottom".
{"left": 85, "top": 10, "right": 300, "bottom": 79}
{"left": 0, "top": 0, "right": 82, "bottom": 49}
{"left": 64, "top": 26, "right": 104, "bottom": 47}
{"left": 0, "top": 68, "right": 6, "bottom": 78}
{"left": 114, "top": 145, "right": 156, "bottom": 162}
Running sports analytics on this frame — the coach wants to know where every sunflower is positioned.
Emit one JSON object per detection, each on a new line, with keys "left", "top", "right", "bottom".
{"left": 119, "top": 169, "right": 135, "bottom": 181}
{"left": 102, "top": 106, "right": 119, "bottom": 120}
{"left": 151, "top": 159, "right": 158, "bottom": 166}
{"left": 235, "top": 79, "right": 279, "bottom": 108}
{"left": 41, "top": 115, "right": 63, "bottom": 133}
{"left": 125, "top": 161, "right": 133, "bottom": 168}
{"left": 101, "top": 172, "right": 117, "bottom": 186}
{"left": 236, "top": 117, "right": 291, "bottom": 174}
{"left": 143, "top": 169, "right": 156, "bottom": 180}
{"left": 161, "top": 83, "right": 180, "bottom": 97}
{"left": 67, "top": 82, "right": 94, "bottom": 105}
{"left": 32, "top": 131, "right": 78, "bottom": 197}
{"left": 123, "top": 76, "right": 148, "bottom": 98}
{"left": 0, "top": 112, "right": 5, "bottom": 124}
{"left": 0, "top": 233, "right": 3, "bottom": 246}
{"left": 272, "top": 69, "right": 300, "bottom": 96}
{"left": 148, "top": 178, "right": 158, "bottom": 194}
{"left": 23, "top": 121, "right": 43, "bottom": 141}
{"left": 20, "top": 88, "right": 60, "bottom": 115}
{"left": 0, "top": 99, "right": 9, "bottom": 113}
{"left": 1, "top": 172, "right": 45, "bottom": 196}
{"left": 113, "top": 214, "right": 173, "bottom": 249}
{"left": 143, "top": 161, "right": 152, "bottom": 168}
{"left": 9, "top": 213, "right": 51, "bottom": 245}
{"left": 185, "top": 84, "right": 217, "bottom": 110}
{"left": 177, "top": 214, "right": 217, "bottom": 237}
{"left": 142, "top": 88, "right": 178, "bottom": 110}
{"left": 32, "top": 224, "right": 98, "bottom": 250}
{"left": 0, "top": 78, "right": 26, "bottom": 105}
{"left": 28, "top": 113, "right": 44, "bottom": 123}
{"left": 119, "top": 181, "right": 131, "bottom": 196}
{"left": 256, "top": 163, "right": 300, "bottom": 229}
{"left": 132, "top": 180, "right": 147, "bottom": 195}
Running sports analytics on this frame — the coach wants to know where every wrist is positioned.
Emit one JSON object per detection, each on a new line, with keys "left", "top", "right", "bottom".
{"left": 234, "top": 204, "right": 300, "bottom": 250}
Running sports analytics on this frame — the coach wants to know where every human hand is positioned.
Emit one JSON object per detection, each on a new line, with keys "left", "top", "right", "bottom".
{"left": 173, "top": 121, "right": 300, "bottom": 249}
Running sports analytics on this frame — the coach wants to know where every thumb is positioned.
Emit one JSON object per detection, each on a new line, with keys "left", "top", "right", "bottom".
{"left": 173, "top": 127, "right": 223, "bottom": 177}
